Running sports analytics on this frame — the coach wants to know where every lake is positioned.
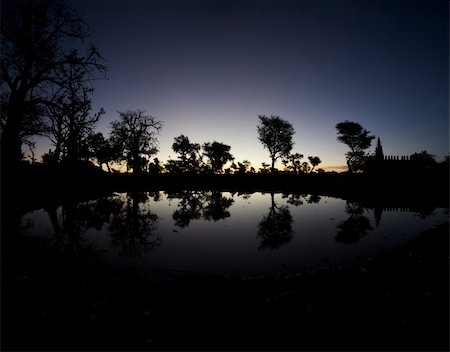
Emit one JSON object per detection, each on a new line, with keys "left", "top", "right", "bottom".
{"left": 21, "top": 191, "right": 448, "bottom": 276}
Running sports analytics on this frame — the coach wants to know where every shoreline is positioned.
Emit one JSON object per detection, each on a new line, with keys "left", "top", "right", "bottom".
{"left": 5, "top": 168, "right": 449, "bottom": 214}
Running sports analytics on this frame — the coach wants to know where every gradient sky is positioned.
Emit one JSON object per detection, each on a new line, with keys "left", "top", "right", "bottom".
{"left": 41, "top": 0, "right": 449, "bottom": 171}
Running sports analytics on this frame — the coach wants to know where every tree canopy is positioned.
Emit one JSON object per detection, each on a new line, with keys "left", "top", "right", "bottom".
{"left": 203, "top": 141, "right": 234, "bottom": 174}
{"left": 336, "top": 121, "right": 375, "bottom": 173}
{"left": 110, "top": 110, "right": 162, "bottom": 175}
{"left": 169, "top": 134, "right": 202, "bottom": 174}
{"left": 257, "top": 115, "right": 295, "bottom": 173}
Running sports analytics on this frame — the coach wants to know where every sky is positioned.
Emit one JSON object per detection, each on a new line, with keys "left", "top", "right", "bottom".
{"left": 41, "top": 0, "right": 449, "bottom": 171}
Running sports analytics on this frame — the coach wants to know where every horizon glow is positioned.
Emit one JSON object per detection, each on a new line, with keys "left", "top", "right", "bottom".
{"left": 29, "top": 1, "right": 448, "bottom": 171}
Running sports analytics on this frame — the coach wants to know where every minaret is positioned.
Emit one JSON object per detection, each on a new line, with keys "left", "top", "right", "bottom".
{"left": 375, "top": 137, "right": 384, "bottom": 161}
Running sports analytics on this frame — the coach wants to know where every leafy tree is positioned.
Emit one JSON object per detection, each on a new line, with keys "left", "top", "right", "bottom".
{"left": 237, "top": 160, "right": 251, "bottom": 174}
{"left": 257, "top": 115, "right": 295, "bottom": 173}
{"left": 110, "top": 110, "right": 162, "bottom": 175}
{"left": 336, "top": 121, "right": 375, "bottom": 173}
{"left": 87, "top": 132, "right": 115, "bottom": 172}
{"left": 287, "top": 153, "right": 303, "bottom": 174}
{"left": 410, "top": 151, "right": 437, "bottom": 171}
{"left": 300, "top": 161, "right": 310, "bottom": 173}
{"left": 0, "top": 0, "right": 105, "bottom": 178}
{"left": 148, "top": 157, "right": 163, "bottom": 174}
{"left": 203, "top": 141, "right": 234, "bottom": 174}
{"left": 281, "top": 158, "right": 289, "bottom": 172}
{"left": 171, "top": 134, "right": 201, "bottom": 173}
{"left": 259, "top": 162, "right": 270, "bottom": 174}
{"left": 308, "top": 156, "right": 321, "bottom": 173}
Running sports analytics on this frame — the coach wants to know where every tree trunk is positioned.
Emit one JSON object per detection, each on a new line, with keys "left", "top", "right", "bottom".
{"left": 271, "top": 157, "right": 275, "bottom": 174}
{"left": 346, "top": 159, "right": 353, "bottom": 174}
{"left": 1, "top": 103, "right": 24, "bottom": 203}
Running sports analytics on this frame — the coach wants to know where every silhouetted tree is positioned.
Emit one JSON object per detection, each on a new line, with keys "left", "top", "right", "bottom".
{"left": 287, "top": 153, "right": 303, "bottom": 174}
{"left": 336, "top": 121, "right": 375, "bottom": 173}
{"left": 257, "top": 192, "right": 293, "bottom": 250}
{"left": 148, "top": 157, "right": 163, "bottom": 174}
{"left": 237, "top": 160, "right": 251, "bottom": 174}
{"left": 308, "top": 156, "right": 321, "bottom": 173}
{"left": 87, "top": 132, "right": 115, "bottom": 172}
{"left": 170, "top": 134, "right": 201, "bottom": 174}
{"left": 203, "top": 141, "right": 234, "bottom": 174}
{"left": 300, "top": 161, "right": 310, "bottom": 173}
{"left": 259, "top": 162, "right": 271, "bottom": 174}
{"left": 46, "top": 64, "right": 105, "bottom": 173}
{"left": 335, "top": 202, "right": 373, "bottom": 244}
{"left": 110, "top": 110, "right": 162, "bottom": 175}
{"left": 410, "top": 150, "right": 437, "bottom": 171}
{"left": 0, "top": 0, "right": 105, "bottom": 180}
{"left": 257, "top": 115, "right": 295, "bottom": 173}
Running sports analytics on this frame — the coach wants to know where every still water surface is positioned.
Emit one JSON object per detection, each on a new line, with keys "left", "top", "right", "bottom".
{"left": 22, "top": 191, "right": 447, "bottom": 276}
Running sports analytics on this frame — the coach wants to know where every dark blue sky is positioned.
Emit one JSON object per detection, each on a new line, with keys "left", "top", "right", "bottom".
{"left": 62, "top": 0, "right": 448, "bottom": 170}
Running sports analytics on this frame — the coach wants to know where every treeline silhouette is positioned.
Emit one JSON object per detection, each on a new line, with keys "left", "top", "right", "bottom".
{"left": 1, "top": 0, "right": 448, "bottom": 215}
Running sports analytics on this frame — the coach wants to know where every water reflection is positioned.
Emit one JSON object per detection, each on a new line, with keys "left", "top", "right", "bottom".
{"left": 44, "top": 192, "right": 160, "bottom": 257}
{"left": 257, "top": 192, "right": 293, "bottom": 250}
{"left": 109, "top": 192, "right": 160, "bottom": 257}
{"left": 19, "top": 191, "right": 448, "bottom": 276}
{"left": 167, "top": 190, "right": 234, "bottom": 228}
{"left": 281, "top": 192, "right": 321, "bottom": 206}
{"left": 335, "top": 201, "right": 373, "bottom": 244}
{"left": 45, "top": 202, "right": 96, "bottom": 254}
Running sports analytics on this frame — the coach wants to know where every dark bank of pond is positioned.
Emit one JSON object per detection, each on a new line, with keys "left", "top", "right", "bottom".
{"left": 19, "top": 191, "right": 447, "bottom": 276}
{"left": 3, "top": 216, "right": 448, "bottom": 350}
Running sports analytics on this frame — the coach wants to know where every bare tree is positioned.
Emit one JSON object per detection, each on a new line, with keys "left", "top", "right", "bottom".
{"left": 110, "top": 110, "right": 162, "bottom": 175}
{"left": 46, "top": 64, "right": 104, "bottom": 171}
{"left": 257, "top": 115, "right": 295, "bottom": 173}
{"left": 1, "top": 0, "right": 106, "bottom": 178}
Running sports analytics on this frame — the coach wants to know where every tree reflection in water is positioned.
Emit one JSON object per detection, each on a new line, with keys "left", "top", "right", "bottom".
{"left": 281, "top": 192, "right": 321, "bottom": 206}
{"left": 44, "top": 192, "right": 160, "bottom": 257}
{"left": 203, "top": 191, "right": 234, "bottom": 221}
{"left": 109, "top": 192, "right": 160, "bottom": 257}
{"left": 44, "top": 197, "right": 123, "bottom": 255}
{"left": 257, "top": 192, "right": 293, "bottom": 250}
{"left": 335, "top": 201, "right": 373, "bottom": 244}
{"left": 167, "top": 190, "right": 234, "bottom": 228}
{"left": 168, "top": 190, "right": 205, "bottom": 228}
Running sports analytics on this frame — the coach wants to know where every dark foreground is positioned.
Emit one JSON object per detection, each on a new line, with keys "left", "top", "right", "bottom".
{"left": 2, "top": 220, "right": 448, "bottom": 351}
